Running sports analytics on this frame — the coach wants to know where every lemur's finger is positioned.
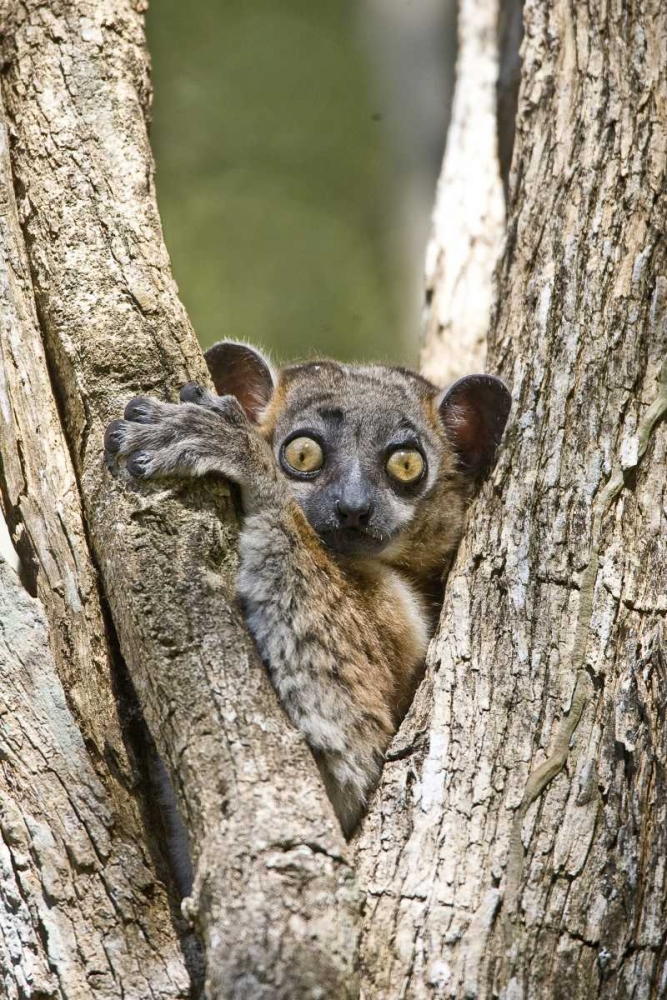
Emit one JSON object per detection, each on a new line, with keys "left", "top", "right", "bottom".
{"left": 179, "top": 382, "right": 206, "bottom": 404}
{"left": 179, "top": 383, "right": 233, "bottom": 417}
{"left": 124, "top": 396, "right": 165, "bottom": 423}
{"left": 126, "top": 451, "right": 153, "bottom": 478}
{"left": 104, "top": 419, "right": 126, "bottom": 454}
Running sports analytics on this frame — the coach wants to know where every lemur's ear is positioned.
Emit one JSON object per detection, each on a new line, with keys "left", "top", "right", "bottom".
{"left": 438, "top": 374, "right": 511, "bottom": 474}
{"left": 204, "top": 341, "right": 276, "bottom": 422}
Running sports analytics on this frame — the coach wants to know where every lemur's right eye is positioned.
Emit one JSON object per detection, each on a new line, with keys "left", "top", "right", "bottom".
{"left": 282, "top": 436, "right": 324, "bottom": 475}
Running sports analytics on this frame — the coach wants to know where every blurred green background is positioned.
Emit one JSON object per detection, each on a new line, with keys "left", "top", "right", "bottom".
{"left": 147, "top": 0, "right": 455, "bottom": 366}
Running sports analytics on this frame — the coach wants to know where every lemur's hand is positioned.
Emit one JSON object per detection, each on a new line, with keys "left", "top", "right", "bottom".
{"left": 104, "top": 384, "right": 279, "bottom": 510}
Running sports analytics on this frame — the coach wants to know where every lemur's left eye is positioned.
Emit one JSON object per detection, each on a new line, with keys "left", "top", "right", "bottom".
{"left": 386, "top": 448, "right": 424, "bottom": 484}
{"left": 283, "top": 436, "right": 324, "bottom": 475}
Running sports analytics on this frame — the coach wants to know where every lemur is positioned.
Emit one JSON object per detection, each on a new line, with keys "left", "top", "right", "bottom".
{"left": 104, "top": 342, "right": 510, "bottom": 836}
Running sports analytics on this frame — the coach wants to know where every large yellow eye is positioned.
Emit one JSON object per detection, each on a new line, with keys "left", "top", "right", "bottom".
{"left": 386, "top": 448, "right": 424, "bottom": 484}
{"left": 283, "top": 436, "right": 324, "bottom": 475}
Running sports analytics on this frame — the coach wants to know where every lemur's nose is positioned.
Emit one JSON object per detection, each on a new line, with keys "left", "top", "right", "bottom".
{"left": 335, "top": 497, "right": 372, "bottom": 528}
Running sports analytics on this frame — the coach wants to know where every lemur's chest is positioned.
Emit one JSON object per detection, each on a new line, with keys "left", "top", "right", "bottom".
{"left": 346, "top": 562, "right": 430, "bottom": 720}
{"left": 380, "top": 570, "right": 430, "bottom": 663}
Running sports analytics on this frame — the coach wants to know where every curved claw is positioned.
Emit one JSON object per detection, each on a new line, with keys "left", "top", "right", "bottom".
{"left": 124, "top": 396, "right": 152, "bottom": 422}
{"left": 179, "top": 381, "right": 206, "bottom": 404}
{"left": 104, "top": 419, "right": 126, "bottom": 454}
{"left": 126, "top": 451, "right": 152, "bottom": 478}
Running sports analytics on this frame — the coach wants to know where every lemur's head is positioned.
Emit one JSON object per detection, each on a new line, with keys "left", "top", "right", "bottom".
{"left": 205, "top": 342, "right": 511, "bottom": 573}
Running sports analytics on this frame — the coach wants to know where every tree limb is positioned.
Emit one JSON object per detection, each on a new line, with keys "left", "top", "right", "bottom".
{"left": 0, "top": 81, "right": 192, "bottom": 998}
{"left": 0, "top": 3, "right": 361, "bottom": 996}
{"left": 421, "top": 0, "right": 514, "bottom": 386}
{"left": 0, "top": 560, "right": 191, "bottom": 999}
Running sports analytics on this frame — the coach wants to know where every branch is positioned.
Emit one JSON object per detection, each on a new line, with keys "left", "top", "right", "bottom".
{"left": 0, "top": 3, "right": 360, "bottom": 996}
{"left": 0, "top": 84, "right": 139, "bottom": 819}
{"left": 0, "top": 84, "right": 190, "bottom": 996}
{"left": 421, "top": 0, "right": 521, "bottom": 385}
{"left": 358, "top": 0, "right": 667, "bottom": 993}
{"left": 0, "top": 560, "right": 190, "bottom": 998}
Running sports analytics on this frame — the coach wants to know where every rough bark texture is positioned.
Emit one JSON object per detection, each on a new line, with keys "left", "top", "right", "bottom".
{"left": 0, "top": 82, "right": 191, "bottom": 999}
{"left": 420, "top": 0, "right": 507, "bottom": 387}
{"left": 359, "top": 1, "right": 667, "bottom": 998}
{"left": 0, "top": 83, "right": 137, "bottom": 822}
{"left": 0, "top": 3, "right": 360, "bottom": 998}
{"left": 0, "top": 561, "right": 190, "bottom": 999}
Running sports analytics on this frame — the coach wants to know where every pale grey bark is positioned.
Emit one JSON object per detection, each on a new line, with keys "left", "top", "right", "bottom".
{"left": 359, "top": 1, "right": 667, "bottom": 998}
{"left": 0, "top": 85, "right": 137, "bottom": 819}
{"left": 0, "top": 81, "right": 190, "bottom": 998}
{"left": 0, "top": 511, "right": 19, "bottom": 573}
{"left": 421, "top": 0, "right": 508, "bottom": 387}
{"left": 0, "top": 3, "right": 360, "bottom": 998}
{"left": 0, "top": 560, "right": 190, "bottom": 999}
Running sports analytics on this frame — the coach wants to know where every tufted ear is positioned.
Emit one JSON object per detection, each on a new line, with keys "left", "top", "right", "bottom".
{"left": 438, "top": 374, "right": 511, "bottom": 474}
{"left": 204, "top": 341, "right": 276, "bottom": 422}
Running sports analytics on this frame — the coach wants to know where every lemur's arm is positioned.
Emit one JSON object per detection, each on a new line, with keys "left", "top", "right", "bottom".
{"left": 105, "top": 387, "right": 400, "bottom": 835}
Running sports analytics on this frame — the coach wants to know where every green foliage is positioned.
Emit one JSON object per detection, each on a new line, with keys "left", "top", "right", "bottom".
{"left": 147, "top": 0, "right": 412, "bottom": 365}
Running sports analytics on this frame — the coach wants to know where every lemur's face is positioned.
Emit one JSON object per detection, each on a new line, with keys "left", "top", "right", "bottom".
{"left": 269, "top": 365, "right": 453, "bottom": 557}
{"left": 203, "top": 344, "right": 511, "bottom": 563}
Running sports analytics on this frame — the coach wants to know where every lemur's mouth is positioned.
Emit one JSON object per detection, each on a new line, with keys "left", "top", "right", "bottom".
{"left": 319, "top": 526, "right": 390, "bottom": 556}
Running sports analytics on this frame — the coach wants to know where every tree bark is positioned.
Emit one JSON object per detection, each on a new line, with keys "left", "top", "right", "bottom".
{"left": 0, "top": 78, "right": 191, "bottom": 1000}
{"left": 3, "top": 1, "right": 667, "bottom": 998}
{"left": 359, "top": 1, "right": 667, "bottom": 998}
{"left": 0, "top": 81, "right": 139, "bottom": 827}
{"left": 0, "top": 560, "right": 191, "bottom": 999}
{"left": 420, "top": 0, "right": 508, "bottom": 387}
{"left": 0, "top": 3, "right": 360, "bottom": 998}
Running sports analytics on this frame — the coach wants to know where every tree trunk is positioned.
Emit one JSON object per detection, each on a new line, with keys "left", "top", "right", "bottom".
{"left": 2, "top": 1, "right": 666, "bottom": 999}
{"left": 358, "top": 1, "right": 667, "bottom": 997}
{"left": 0, "top": 559, "right": 191, "bottom": 999}
{"left": 0, "top": 3, "right": 359, "bottom": 998}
